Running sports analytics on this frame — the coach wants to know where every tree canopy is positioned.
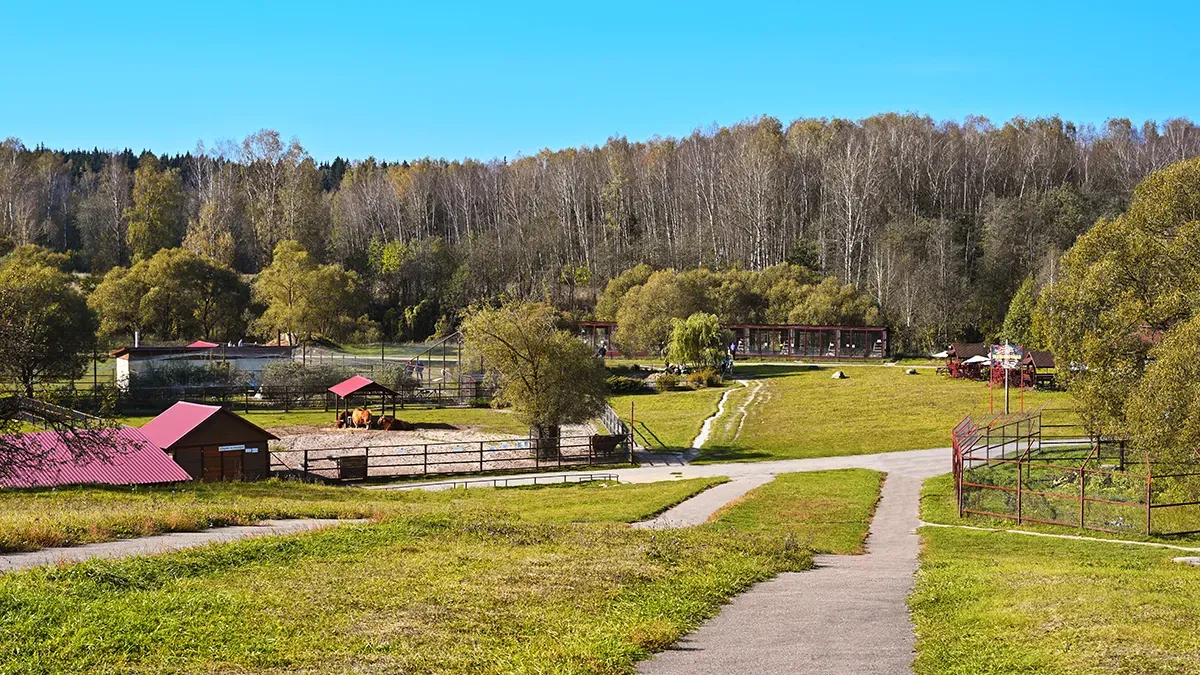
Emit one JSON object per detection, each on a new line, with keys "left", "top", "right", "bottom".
{"left": 1035, "top": 156, "right": 1200, "bottom": 443}
{"left": 667, "top": 312, "right": 727, "bottom": 370}
{"left": 461, "top": 301, "right": 607, "bottom": 439}
{"left": 0, "top": 256, "right": 96, "bottom": 396}
{"left": 253, "top": 240, "right": 364, "bottom": 343}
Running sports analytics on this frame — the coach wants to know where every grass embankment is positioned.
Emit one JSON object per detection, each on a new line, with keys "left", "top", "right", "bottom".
{"left": 698, "top": 365, "right": 1075, "bottom": 462}
{"left": 118, "top": 406, "right": 528, "bottom": 435}
{"left": 709, "top": 469, "right": 884, "bottom": 554}
{"left": 610, "top": 385, "right": 729, "bottom": 451}
{"left": 913, "top": 472, "right": 1200, "bottom": 673}
{"left": 0, "top": 470, "right": 881, "bottom": 674}
{"left": 0, "top": 478, "right": 719, "bottom": 554}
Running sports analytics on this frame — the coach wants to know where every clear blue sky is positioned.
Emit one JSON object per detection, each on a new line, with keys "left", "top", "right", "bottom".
{"left": 3, "top": 1, "right": 1197, "bottom": 163}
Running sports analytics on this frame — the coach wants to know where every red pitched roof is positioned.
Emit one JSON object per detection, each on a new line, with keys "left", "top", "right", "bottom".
{"left": 0, "top": 427, "right": 191, "bottom": 488}
{"left": 139, "top": 401, "right": 277, "bottom": 450}
{"left": 329, "top": 375, "right": 397, "bottom": 398}
{"left": 187, "top": 340, "right": 219, "bottom": 348}
{"left": 139, "top": 401, "right": 223, "bottom": 449}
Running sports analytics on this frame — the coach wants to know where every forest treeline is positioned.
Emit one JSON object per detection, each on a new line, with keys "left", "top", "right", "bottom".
{"left": 3, "top": 113, "right": 1200, "bottom": 352}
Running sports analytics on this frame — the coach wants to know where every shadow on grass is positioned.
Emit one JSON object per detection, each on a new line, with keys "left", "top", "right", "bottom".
{"left": 729, "top": 364, "right": 819, "bottom": 380}
{"left": 692, "top": 444, "right": 775, "bottom": 463}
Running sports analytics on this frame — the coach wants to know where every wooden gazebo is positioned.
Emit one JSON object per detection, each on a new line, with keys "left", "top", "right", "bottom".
{"left": 1019, "top": 350, "right": 1056, "bottom": 389}
{"left": 945, "top": 343, "right": 989, "bottom": 380}
{"left": 328, "top": 376, "right": 400, "bottom": 419}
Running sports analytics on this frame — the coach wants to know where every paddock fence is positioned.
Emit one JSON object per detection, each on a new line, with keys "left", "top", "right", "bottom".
{"left": 270, "top": 432, "right": 634, "bottom": 483}
{"left": 952, "top": 409, "right": 1200, "bottom": 537}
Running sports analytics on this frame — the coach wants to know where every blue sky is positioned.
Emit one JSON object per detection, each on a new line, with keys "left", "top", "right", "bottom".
{"left": 3, "top": 1, "right": 1197, "bottom": 163}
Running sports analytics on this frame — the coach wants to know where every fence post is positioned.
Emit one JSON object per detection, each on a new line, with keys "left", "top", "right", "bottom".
{"left": 1145, "top": 452, "right": 1153, "bottom": 536}
{"left": 284, "top": 386, "right": 289, "bottom": 413}
{"left": 422, "top": 443, "right": 428, "bottom": 476}
{"left": 1016, "top": 456, "right": 1023, "bottom": 524}
{"left": 245, "top": 389, "right": 250, "bottom": 414}
{"left": 303, "top": 448, "right": 309, "bottom": 476}
{"left": 1079, "top": 466, "right": 1085, "bottom": 528}
{"left": 479, "top": 441, "right": 484, "bottom": 473}
{"left": 365, "top": 446, "right": 370, "bottom": 480}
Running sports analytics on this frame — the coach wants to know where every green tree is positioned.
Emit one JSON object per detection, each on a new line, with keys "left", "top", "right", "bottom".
{"left": 461, "top": 300, "right": 607, "bottom": 452}
{"left": 254, "top": 240, "right": 361, "bottom": 343}
{"left": 667, "top": 312, "right": 727, "bottom": 370}
{"left": 594, "top": 263, "right": 652, "bottom": 320}
{"left": 999, "top": 275, "right": 1037, "bottom": 347}
{"left": 89, "top": 248, "right": 250, "bottom": 342}
{"left": 0, "top": 262, "right": 96, "bottom": 396}
{"left": 124, "top": 156, "right": 184, "bottom": 262}
{"left": 1035, "top": 157, "right": 1200, "bottom": 437}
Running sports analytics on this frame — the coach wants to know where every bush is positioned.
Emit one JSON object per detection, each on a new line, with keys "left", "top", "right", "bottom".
{"left": 130, "top": 362, "right": 250, "bottom": 390}
{"left": 683, "top": 368, "right": 722, "bottom": 388}
{"left": 376, "top": 364, "right": 421, "bottom": 394}
{"left": 605, "top": 375, "right": 647, "bottom": 394}
{"left": 259, "top": 361, "right": 353, "bottom": 393}
{"left": 653, "top": 372, "right": 678, "bottom": 393}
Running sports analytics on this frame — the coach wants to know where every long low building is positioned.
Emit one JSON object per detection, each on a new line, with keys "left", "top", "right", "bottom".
{"left": 0, "top": 427, "right": 192, "bottom": 489}
{"left": 578, "top": 321, "right": 889, "bottom": 359}
{"left": 110, "top": 344, "right": 296, "bottom": 390}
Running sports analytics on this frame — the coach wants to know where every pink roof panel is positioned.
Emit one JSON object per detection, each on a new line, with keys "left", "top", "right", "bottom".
{"left": 139, "top": 401, "right": 222, "bottom": 450}
{"left": 329, "top": 375, "right": 377, "bottom": 398}
{"left": 0, "top": 427, "right": 191, "bottom": 488}
{"left": 187, "top": 340, "right": 219, "bottom": 348}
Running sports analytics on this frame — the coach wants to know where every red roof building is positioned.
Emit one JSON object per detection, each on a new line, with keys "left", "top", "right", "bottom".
{"left": 328, "top": 376, "right": 400, "bottom": 418}
{"left": 0, "top": 427, "right": 191, "bottom": 489}
{"left": 141, "top": 402, "right": 277, "bottom": 482}
{"left": 187, "top": 340, "right": 220, "bottom": 348}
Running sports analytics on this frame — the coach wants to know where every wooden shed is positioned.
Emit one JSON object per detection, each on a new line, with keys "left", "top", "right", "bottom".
{"left": 140, "top": 402, "right": 277, "bottom": 482}
{"left": 945, "top": 343, "right": 990, "bottom": 379}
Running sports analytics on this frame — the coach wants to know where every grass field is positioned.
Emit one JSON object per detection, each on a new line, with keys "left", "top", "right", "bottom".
{"left": 610, "top": 385, "right": 729, "bottom": 451}
{"left": 708, "top": 469, "right": 883, "bottom": 554}
{"left": 0, "top": 478, "right": 720, "bottom": 554}
{"left": 117, "top": 406, "right": 528, "bottom": 435}
{"left": 0, "top": 470, "right": 880, "bottom": 674}
{"left": 911, "top": 526, "right": 1200, "bottom": 674}
{"left": 914, "top": 471, "right": 1200, "bottom": 673}
{"left": 698, "top": 365, "right": 1075, "bottom": 462}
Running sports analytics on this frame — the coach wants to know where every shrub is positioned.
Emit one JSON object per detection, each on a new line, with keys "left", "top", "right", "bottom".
{"left": 684, "top": 368, "right": 721, "bottom": 388}
{"left": 653, "top": 372, "right": 678, "bottom": 393}
{"left": 130, "top": 362, "right": 250, "bottom": 390}
{"left": 605, "top": 375, "right": 646, "bottom": 395}
{"left": 259, "top": 361, "right": 353, "bottom": 393}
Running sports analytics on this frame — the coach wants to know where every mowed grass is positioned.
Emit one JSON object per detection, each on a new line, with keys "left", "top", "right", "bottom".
{"left": 610, "top": 385, "right": 729, "bottom": 451}
{"left": 699, "top": 365, "right": 1075, "bottom": 462}
{"left": 0, "top": 471, "right": 882, "bottom": 674}
{"left": 708, "top": 469, "right": 884, "bottom": 554}
{"left": 911, "top": 526, "right": 1200, "bottom": 674}
{"left": 118, "top": 406, "right": 528, "bottom": 435}
{"left": 0, "top": 478, "right": 720, "bottom": 553}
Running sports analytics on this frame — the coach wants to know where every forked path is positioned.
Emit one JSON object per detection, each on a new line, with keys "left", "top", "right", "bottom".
{"left": 632, "top": 451, "right": 944, "bottom": 675}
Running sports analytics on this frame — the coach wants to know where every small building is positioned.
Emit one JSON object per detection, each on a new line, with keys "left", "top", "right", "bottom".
{"left": 0, "top": 427, "right": 192, "bottom": 489}
{"left": 1019, "top": 350, "right": 1057, "bottom": 389}
{"left": 139, "top": 402, "right": 278, "bottom": 482}
{"left": 577, "top": 321, "right": 889, "bottom": 360}
{"left": 945, "top": 343, "right": 990, "bottom": 379}
{"left": 110, "top": 344, "right": 295, "bottom": 390}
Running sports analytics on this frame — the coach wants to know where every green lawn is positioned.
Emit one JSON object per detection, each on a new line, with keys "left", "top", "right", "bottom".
{"left": 911, "top": 526, "right": 1200, "bottom": 674}
{"left": 0, "top": 478, "right": 720, "bottom": 554}
{"left": 0, "top": 471, "right": 881, "bottom": 674}
{"left": 698, "top": 365, "right": 1075, "bottom": 462}
{"left": 708, "top": 469, "right": 884, "bottom": 554}
{"left": 610, "top": 385, "right": 729, "bottom": 451}
{"left": 118, "top": 406, "right": 528, "bottom": 435}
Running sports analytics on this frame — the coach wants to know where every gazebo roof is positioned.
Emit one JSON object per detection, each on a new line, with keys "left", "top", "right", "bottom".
{"left": 328, "top": 375, "right": 399, "bottom": 399}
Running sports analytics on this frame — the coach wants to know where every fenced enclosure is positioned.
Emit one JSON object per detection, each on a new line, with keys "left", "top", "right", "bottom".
{"left": 952, "top": 409, "right": 1200, "bottom": 537}
{"left": 270, "top": 432, "right": 633, "bottom": 482}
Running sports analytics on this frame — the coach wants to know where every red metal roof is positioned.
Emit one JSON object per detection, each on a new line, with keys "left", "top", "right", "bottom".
{"left": 328, "top": 375, "right": 398, "bottom": 398}
{"left": 139, "top": 401, "right": 223, "bottom": 449}
{"left": 0, "top": 427, "right": 191, "bottom": 488}
{"left": 187, "top": 340, "right": 219, "bottom": 348}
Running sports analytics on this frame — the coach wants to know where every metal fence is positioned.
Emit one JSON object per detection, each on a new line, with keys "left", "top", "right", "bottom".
{"left": 952, "top": 409, "right": 1200, "bottom": 537}
{"left": 10, "top": 381, "right": 495, "bottom": 416}
{"left": 270, "top": 432, "right": 633, "bottom": 482}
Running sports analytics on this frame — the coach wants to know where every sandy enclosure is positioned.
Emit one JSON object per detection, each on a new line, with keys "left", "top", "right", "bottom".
{"left": 269, "top": 422, "right": 606, "bottom": 479}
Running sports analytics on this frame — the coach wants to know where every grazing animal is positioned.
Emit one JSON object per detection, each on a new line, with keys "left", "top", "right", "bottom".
{"left": 334, "top": 410, "right": 351, "bottom": 428}
{"left": 374, "top": 415, "right": 415, "bottom": 431}
{"left": 352, "top": 408, "right": 373, "bottom": 429}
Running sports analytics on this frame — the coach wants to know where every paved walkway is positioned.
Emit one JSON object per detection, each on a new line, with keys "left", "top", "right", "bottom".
{"left": 633, "top": 475, "right": 774, "bottom": 529}
{"left": 0, "top": 519, "right": 368, "bottom": 573}
{"left": 639, "top": 470, "right": 928, "bottom": 674}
